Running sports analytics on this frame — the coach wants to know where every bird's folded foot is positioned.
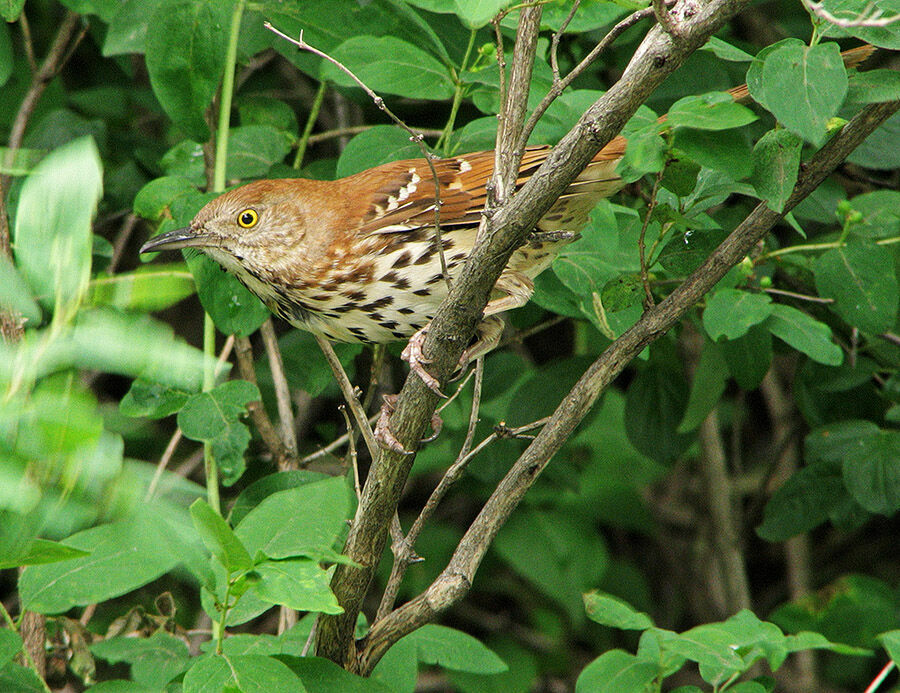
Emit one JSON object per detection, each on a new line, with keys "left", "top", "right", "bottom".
{"left": 402, "top": 327, "right": 446, "bottom": 397}
{"left": 374, "top": 394, "right": 444, "bottom": 453}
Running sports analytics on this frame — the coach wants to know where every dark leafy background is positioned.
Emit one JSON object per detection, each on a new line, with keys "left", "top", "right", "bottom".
{"left": 1, "top": 0, "right": 900, "bottom": 691}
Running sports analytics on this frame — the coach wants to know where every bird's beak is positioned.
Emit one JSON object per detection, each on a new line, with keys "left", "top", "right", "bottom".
{"left": 140, "top": 227, "right": 211, "bottom": 254}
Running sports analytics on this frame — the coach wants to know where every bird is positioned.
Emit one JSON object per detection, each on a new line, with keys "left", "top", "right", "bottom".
{"left": 140, "top": 44, "right": 873, "bottom": 447}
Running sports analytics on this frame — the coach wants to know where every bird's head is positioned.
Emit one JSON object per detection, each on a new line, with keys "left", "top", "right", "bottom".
{"left": 139, "top": 179, "right": 315, "bottom": 274}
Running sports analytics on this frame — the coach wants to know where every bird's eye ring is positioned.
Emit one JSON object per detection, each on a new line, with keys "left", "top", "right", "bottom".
{"left": 237, "top": 209, "right": 259, "bottom": 228}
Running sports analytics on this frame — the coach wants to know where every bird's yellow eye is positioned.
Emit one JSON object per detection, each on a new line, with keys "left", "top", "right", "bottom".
{"left": 237, "top": 209, "right": 258, "bottom": 228}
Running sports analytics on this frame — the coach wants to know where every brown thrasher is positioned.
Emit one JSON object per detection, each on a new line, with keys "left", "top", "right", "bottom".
{"left": 141, "top": 45, "right": 873, "bottom": 431}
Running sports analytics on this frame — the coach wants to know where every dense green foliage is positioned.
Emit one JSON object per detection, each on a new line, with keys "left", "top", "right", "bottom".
{"left": 1, "top": 0, "right": 900, "bottom": 691}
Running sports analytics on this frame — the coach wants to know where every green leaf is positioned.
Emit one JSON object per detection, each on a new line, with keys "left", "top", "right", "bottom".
{"left": 145, "top": 0, "right": 231, "bottom": 140}
{"left": 13, "top": 136, "right": 103, "bottom": 315}
{"left": 600, "top": 274, "right": 644, "bottom": 312}
{"left": 757, "top": 460, "right": 849, "bottom": 541}
{"left": 90, "top": 631, "right": 190, "bottom": 690}
{"left": 226, "top": 125, "right": 293, "bottom": 179}
{"left": 0, "top": 538, "right": 90, "bottom": 570}
{"left": 0, "top": 661, "right": 46, "bottom": 692}
{"left": 252, "top": 557, "right": 342, "bottom": 613}
{"left": 455, "top": 0, "right": 513, "bottom": 28}
{"left": 280, "top": 656, "right": 392, "bottom": 693}
{"left": 809, "top": 420, "right": 900, "bottom": 514}
{"left": 617, "top": 121, "right": 667, "bottom": 182}
{"left": 672, "top": 128, "right": 753, "bottom": 179}
{"left": 89, "top": 265, "right": 195, "bottom": 312}
{"left": 402, "top": 625, "right": 507, "bottom": 674}
{"left": 657, "top": 226, "right": 728, "bottom": 275}
{"left": 120, "top": 379, "right": 192, "bottom": 419}
{"left": 818, "top": 0, "right": 900, "bottom": 50}
{"left": 182, "top": 653, "right": 306, "bottom": 693}
{"left": 103, "top": 0, "right": 164, "bottom": 55}
{"left": 756, "top": 42, "right": 848, "bottom": 145}
{"left": 190, "top": 498, "right": 254, "bottom": 573}
{"left": 228, "top": 470, "right": 331, "bottom": 526}
{"left": 321, "top": 36, "right": 454, "bottom": 100}
{"left": 19, "top": 515, "right": 179, "bottom": 613}
{"left": 678, "top": 341, "right": 729, "bottom": 433}
{"left": 186, "top": 254, "right": 270, "bottom": 337}
{"left": 239, "top": 97, "right": 299, "bottom": 133}
{"left": 764, "top": 304, "right": 843, "bottom": 366}
{"left": 847, "top": 68, "right": 900, "bottom": 105}
{"left": 584, "top": 591, "right": 654, "bottom": 631}
{"left": 703, "top": 289, "right": 774, "bottom": 341}
{"left": 178, "top": 380, "right": 260, "bottom": 486}
{"left": 0, "top": 255, "right": 41, "bottom": 327}
{"left": 0, "top": 0, "right": 25, "bottom": 21}
{"left": 133, "top": 175, "right": 198, "bottom": 221}
{"left": 813, "top": 239, "right": 899, "bottom": 334}
{"left": 235, "top": 475, "right": 352, "bottom": 560}
{"left": 750, "top": 128, "right": 802, "bottom": 213}
{"left": 336, "top": 125, "right": 429, "bottom": 178}
{"left": 719, "top": 324, "right": 772, "bottom": 390}
{"left": 700, "top": 36, "right": 754, "bottom": 62}
{"left": 0, "top": 23, "right": 12, "bottom": 88}
{"left": 879, "top": 630, "right": 900, "bottom": 664}
{"left": 0, "top": 625, "right": 22, "bottom": 661}
{"left": 667, "top": 92, "right": 757, "bottom": 131}
{"left": 575, "top": 650, "right": 658, "bottom": 693}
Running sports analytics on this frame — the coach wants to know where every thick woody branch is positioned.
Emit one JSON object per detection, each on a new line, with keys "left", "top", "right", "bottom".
{"left": 315, "top": 0, "right": 756, "bottom": 669}
{"left": 359, "top": 100, "right": 900, "bottom": 671}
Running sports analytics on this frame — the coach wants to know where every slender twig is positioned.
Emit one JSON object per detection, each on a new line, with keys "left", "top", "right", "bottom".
{"left": 108, "top": 213, "right": 139, "bottom": 274}
{"left": 803, "top": 0, "right": 900, "bottom": 27}
{"left": 864, "top": 661, "right": 897, "bottom": 693}
{"left": 298, "top": 413, "right": 380, "bottom": 464}
{"left": 549, "top": 0, "right": 581, "bottom": 80}
{"left": 234, "top": 335, "right": 295, "bottom": 468}
{"left": 762, "top": 287, "right": 834, "bottom": 304}
{"left": 306, "top": 126, "right": 444, "bottom": 147}
{"left": 19, "top": 11, "right": 37, "bottom": 73}
{"left": 260, "top": 319, "right": 298, "bottom": 460}
{"left": 338, "top": 405, "right": 361, "bottom": 498}
{"left": 294, "top": 81, "right": 326, "bottom": 170}
{"left": 265, "top": 23, "right": 451, "bottom": 288}
{"left": 375, "top": 358, "right": 485, "bottom": 622}
{"left": 519, "top": 4, "right": 671, "bottom": 150}
{"left": 638, "top": 169, "right": 664, "bottom": 308}
{"left": 314, "top": 335, "right": 379, "bottom": 462}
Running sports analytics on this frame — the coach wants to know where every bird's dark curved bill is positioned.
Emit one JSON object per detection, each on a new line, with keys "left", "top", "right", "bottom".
{"left": 140, "top": 228, "right": 208, "bottom": 253}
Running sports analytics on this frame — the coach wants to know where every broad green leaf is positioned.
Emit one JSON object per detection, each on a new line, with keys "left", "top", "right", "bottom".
{"left": 756, "top": 42, "right": 848, "bottom": 145}
{"left": 764, "top": 304, "right": 843, "bottom": 366}
{"left": 182, "top": 653, "right": 305, "bottom": 693}
{"left": 703, "top": 289, "right": 774, "bottom": 341}
{"left": 229, "top": 470, "right": 331, "bottom": 526}
{"left": 238, "top": 97, "right": 299, "bottom": 133}
{"left": 455, "top": 0, "right": 513, "bottom": 28}
{"left": 818, "top": 0, "right": 900, "bottom": 49}
{"left": 847, "top": 69, "right": 900, "bottom": 104}
{"left": 336, "top": 125, "right": 430, "bottom": 178}
{"left": 849, "top": 110, "right": 900, "bottom": 170}
{"left": 879, "top": 630, "right": 900, "bottom": 664}
{"left": 750, "top": 128, "right": 802, "bottom": 213}
{"left": 584, "top": 591, "right": 654, "bottom": 631}
{"left": 0, "top": 627, "right": 22, "bottom": 661}
{"left": 813, "top": 239, "right": 899, "bottom": 334}
{"left": 0, "top": 22, "right": 12, "bottom": 87}
{"left": 226, "top": 125, "right": 293, "bottom": 179}
{"left": 667, "top": 92, "right": 757, "bottom": 131}
{"left": 617, "top": 122, "right": 667, "bottom": 182}
{"left": 186, "top": 254, "right": 270, "bottom": 337}
{"left": 89, "top": 265, "right": 195, "bottom": 312}
{"left": 678, "top": 341, "right": 729, "bottom": 433}
{"left": 252, "top": 557, "right": 342, "bottom": 613}
{"left": 178, "top": 380, "right": 260, "bottom": 486}
{"left": 700, "top": 36, "right": 754, "bottom": 62}
{"left": 575, "top": 650, "right": 658, "bottom": 693}
{"left": 13, "top": 136, "right": 103, "bottom": 315}
{"left": 280, "top": 656, "right": 392, "bottom": 693}
{"left": 624, "top": 350, "right": 692, "bottom": 464}
{"left": 719, "top": 324, "right": 772, "bottom": 390}
{"left": 133, "top": 176, "right": 198, "bottom": 221}
{"left": 657, "top": 226, "right": 728, "bottom": 275}
{"left": 847, "top": 190, "right": 900, "bottom": 238}
{"left": 494, "top": 509, "right": 608, "bottom": 622}
{"left": 145, "top": 0, "right": 231, "bottom": 140}
{"left": 0, "top": 255, "right": 41, "bottom": 326}
{"left": 600, "top": 274, "right": 644, "bottom": 312}
{"left": 672, "top": 128, "right": 753, "bottom": 179}
{"left": 0, "top": 0, "right": 25, "bottom": 21}
{"left": 120, "top": 379, "right": 192, "bottom": 419}
{"left": 0, "top": 538, "right": 90, "bottom": 570}
{"left": 19, "top": 515, "right": 179, "bottom": 613}
{"left": 103, "top": 0, "right": 164, "bottom": 55}
{"left": 403, "top": 625, "right": 507, "bottom": 674}
{"left": 90, "top": 631, "right": 190, "bottom": 690}
{"left": 235, "top": 475, "right": 352, "bottom": 560}
{"left": 190, "top": 498, "right": 254, "bottom": 573}
{"left": 0, "top": 662, "right": 46, "bottom": 692}
{"left": 807, "top": 420, "right": 900, "bottom": 514}
{"left": 757, "top": 460, "right": 849, "bottom": 540}
{"left": 321, "top": 36, "right": 453, "bottom": 100}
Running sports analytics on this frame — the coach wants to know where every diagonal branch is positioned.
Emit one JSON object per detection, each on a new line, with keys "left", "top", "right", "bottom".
{"left": 359, "top": 99, "right": 900, "bottom": 673}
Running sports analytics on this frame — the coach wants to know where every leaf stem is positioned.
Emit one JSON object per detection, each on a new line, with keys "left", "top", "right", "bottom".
{"left": 213, "top": 0, "right": 245, "bottom": 194}
{"left": 759, "top": 234, "right": 900, "bottom": 262}
{"left": 294, "top": 81, "right": 327, "bottom": 169}
{"left": 437, "top": 30, "right": 477, "bottom": 155}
